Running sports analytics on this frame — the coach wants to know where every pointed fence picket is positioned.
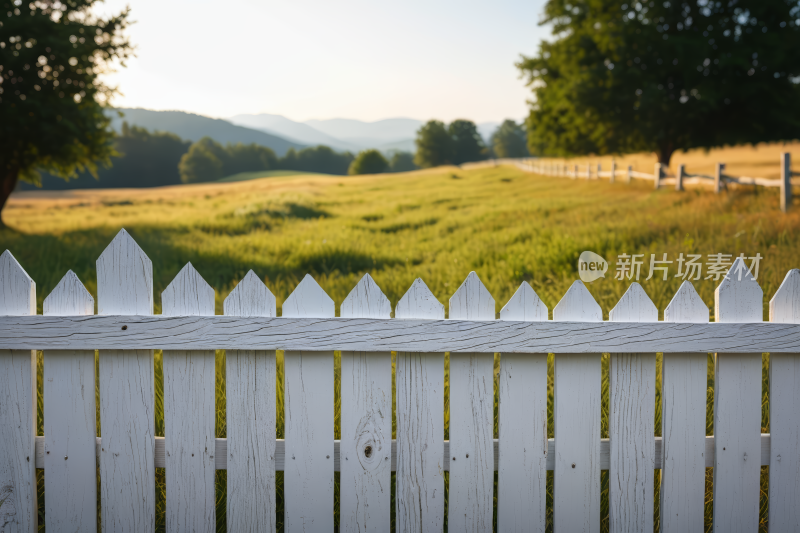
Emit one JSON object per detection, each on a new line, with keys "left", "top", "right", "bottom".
{"left": 282, "top": 274, "right": 335, "bottom": 531}
{"left": 552, "top": 281, "right": 602, "bottom": 533}
{"left": 395, "top": 278, "right": 445, "bottom": 533}
{"left": 161, "top": 263, "right": 216, "bottom": 532}
{"left": 660, "top": 281, "right": 709, "bottom": 533}
{"left": 224, "top": 270, "right": 277, "bottom": 532}
{"left": 712, "top": 257, "right": 764, "bottom": 533}
{"left": 339, "top": 273, "right": 392, "bottom": 531}
{"left": 2, "top": 229, "right": 800, "bottom": 532}
{"left": 497, "top": 282, "right": 548, "bottom": 533}
{"left": 96, "top": 229, "right": 156, "bottom": 532}
{"left": 608, "top": 283, "right": 657, "bottom": 533}
{"left": 43, "top": 271, "right": 97, "bottom": 533}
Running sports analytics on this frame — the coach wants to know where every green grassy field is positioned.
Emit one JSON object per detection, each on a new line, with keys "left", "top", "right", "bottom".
{"left": 216, "top": 169, "right": 332, "bottom": 183}
{"left": 4, "top": 164, "right": 799, "bottom": 532}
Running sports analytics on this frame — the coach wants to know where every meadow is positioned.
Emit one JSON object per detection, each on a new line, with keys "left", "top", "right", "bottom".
{"left": 3, "top": 157, "right": 799, "bottom": 532}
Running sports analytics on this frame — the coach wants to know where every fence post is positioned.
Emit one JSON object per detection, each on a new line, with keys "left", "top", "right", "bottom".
{"left": 586, "top": 164, "right": 591, "bottom": 180}
{"left": 610, "top": 160, "right": 616, "bottom": 184}
{"left": 573, "top": 164, "right": 578, "bottom": 180}
{"left": 676, "top": 164, "right": 685, "bottom": 191}
{"left": 781, "top": 152, "right": 791, "bottom": 212}
{"left": 627, "top": 165, "right": 632, "bottom": 184}
{"left": 714, "top": 162, "right": 725, "bottom": 194}
{"left": 654, "top": 163, "right": 662, "bottom": 189}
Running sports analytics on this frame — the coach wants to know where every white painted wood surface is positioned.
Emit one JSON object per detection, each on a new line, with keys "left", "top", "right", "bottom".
{"left": 223, "top": 270, "right": 277, "bottom": 532}
{"left": 161, "top": 263, "right": 216, "bottom": 533}
{"left": 497, "top": 282, "right": 548, "bottom": 533}
{"left": 43, "top": 271, "right": 97, "bottom": 533}
{"left": 0, "top": 317, "right": 798, "bottom": 353}
{"left": 768, "top": 268, "right": 800, "bottom": 530}
{"left": 712, "top": 257, "right": 763, "bottom": 533}
{"left": 96, "top": 229, "right": 156, "bottom": 532}
{"left": 0, "top": 250, "right": 37, "bottom": 533}
{"left": 552, "top": 281, "right": 601, "bottom": 533}
{"left": 608, "top": 283, "right": 656, "bottom": 533}
{"left": 339, "top": 274, "right": 392, "bottom": 531}
{"left": 282, "top": 275, "right": 335, "bottom": 531}
{"left": 395, "top": 279, "right": 445, "bottom": 533}
{"left": 660, "top": 281, "right": 708, "bottom": 533}
{"left": 447, "top": 272, "right": 495, "bottom": 532}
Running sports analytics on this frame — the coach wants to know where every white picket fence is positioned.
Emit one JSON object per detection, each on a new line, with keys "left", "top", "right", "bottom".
{"left": 470, "top": 154, "right": 797, "bottom": 213}
{"left": 1, "top": 228, "right": 800, "bottom": 533}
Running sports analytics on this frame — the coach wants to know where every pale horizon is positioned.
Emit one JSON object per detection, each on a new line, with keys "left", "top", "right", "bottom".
{"left": 96, "top": 0, "right": 549, "bottom": 124}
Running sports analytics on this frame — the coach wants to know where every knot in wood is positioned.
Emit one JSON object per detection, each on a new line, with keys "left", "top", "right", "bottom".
{"left": 364, "top": 445, "right": 373, "bottom": 458}
{"left": 121, "top": 325, "right": 127, "bottom": 330}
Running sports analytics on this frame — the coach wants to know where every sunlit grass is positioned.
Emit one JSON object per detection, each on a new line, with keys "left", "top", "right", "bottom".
{"left": 11, "top": 163, "right": 797, "bottom": 531}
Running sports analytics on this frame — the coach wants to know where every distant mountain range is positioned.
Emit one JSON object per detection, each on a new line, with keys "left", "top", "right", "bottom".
{"left": 109, "top": 109, "right": 304, "bottom": 156}
{"left": 110, "top": 108, "right": 503, "bottom": 156}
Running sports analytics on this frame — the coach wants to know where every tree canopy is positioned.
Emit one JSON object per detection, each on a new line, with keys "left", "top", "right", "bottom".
{"left": 387, "top": 151, "right": 419, "bottom": 172}
{"left": 491, "top": 120, "right": 530, "bottom": 158}
{"left": 0, "top": 0, "right": 133, "bottom": 221}
{"left": 348, "top": 149, "right": 389, "bottom": 175}
{"left": 179, "top": 137, "right": 278, "bottom": 183}
{"left": 414, "top": 119, "right": 488, "bottom": 168}
{"left": 517, "top": 0, "right": 800, "bottom": 165}
{"left": 448, "top": 119, "right": 488, "bottom": 164}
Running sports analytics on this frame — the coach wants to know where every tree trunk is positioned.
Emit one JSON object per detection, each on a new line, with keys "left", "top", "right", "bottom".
{"left": 657, "top": 143, "right": 675, "bottom": 168}
{"left": 0, "top": 170, "right": 19, "bottom": 228}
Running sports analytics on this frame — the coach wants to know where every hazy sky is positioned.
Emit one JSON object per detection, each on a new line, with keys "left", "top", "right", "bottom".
{"left": 97, "top": 0, "right": 550, "bottom": 123}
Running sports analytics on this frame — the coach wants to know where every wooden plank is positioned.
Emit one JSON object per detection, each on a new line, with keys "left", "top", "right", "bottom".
{"left": 712, "top": 257, "right": 763, "bottom": 533}
{"left": 0, "top": 250, "right": 37, "bottom": 533}
{"left": 660, "top": 281, "right": 708, "bottom": 533}
{"left": 608, "top": 283, "right": 656, "bottom": 533}
{"left": 1, "top": 316, "right": 797, "bottom": 353}
{"left": 96, "top": 228, "right": 156, "bottom": 532}
{"left": 223, "top": 270, "right": 277, "bottom": 532}
{"left": 43, "top": 271, "right": 97, "bottom": 533}
{"left": 497, "top": 282, "right": 548, "bottom": 533}
{"left": 395, "top": 278, "right": 445, "bottom": 533}
{"left": 282, "top": 275, "right": 335, "bottom": 531}
{"left": 552, "top": 281, "right": 602, "bottom": 533}
{"left": 32, "top": 433, "right": 776, "bottom": 471}
{"left": 447, "top": 272, "right": 495, "bottom": 532}
{"left": 339, "top": 274, "right": 392, "bottom": 531}
{"left": 768, "top": 269, "right": 800, "bottom": 530}
{"left": 161, "top": 263, "right": 216, "bottom": 532}
{"left": 780, "top": 152, "right": 792, "bottom": 212}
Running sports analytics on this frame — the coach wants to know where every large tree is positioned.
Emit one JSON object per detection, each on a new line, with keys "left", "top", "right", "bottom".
{"left": 348, "top": 149, "right": 388, "bottom": 175}
{"left": 491, "top": 119, "right": 530, "bottom": 158}
{"left": 1, "top": 0, "right": 133, "bottom": 222}
{"left": 414, "top": 120, "right": 454, "bottom": 168}
{"left": 448, "top": 119, "right": 488, "bottom": 164}
{"left": 517, "top": 0, "right": 800, "bottom": 165}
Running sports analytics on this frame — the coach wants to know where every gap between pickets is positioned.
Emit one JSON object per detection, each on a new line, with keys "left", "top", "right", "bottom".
{"left": 33, "top": 434, "right": 770, "bottom": 471}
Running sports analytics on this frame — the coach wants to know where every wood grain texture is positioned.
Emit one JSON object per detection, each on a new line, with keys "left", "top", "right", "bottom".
{"left": 96, "top": 229, "right": 155, "bottom": 533}
{"left": 552, "top": 281, "right": 601, "bottom": 533}
{"left": 395, "top": 279, "right": 445, "bottom": 533}
{"left": 0, "top": 250, "right": 37, "bottom": 533}
{"left": 768, "top": 269, "right": 800, "bottom": 531}
{"left": 713, "top": 258, "right": 763, "bottom": 533}
{"left": 282, "top": 275, "right": 335, "bottom": 531}
{"left": 497, "top": 282, "right": 548, "bottom": 533}
{"left": 660, "top": 281, "right": 708, "bottom": 533}
{"left": 608, "top": 283, "right": 656, "bottom": 533}
{"left": 448, "top": 272, "right": 495, "bottom": 532}
{"left": 339, "top": 274, "right": 392, "bottom": 531}
{"left": 223, "top": 270, "right": 277, "bottom": 533}
{"left": 161, "top": 263, "right": 216, "bottom": 533}
{"left": 43, "top": 271, "right": 97, "bottom": 533}
{"left": 0, "top": 317, "right": 798, "bottom": 353}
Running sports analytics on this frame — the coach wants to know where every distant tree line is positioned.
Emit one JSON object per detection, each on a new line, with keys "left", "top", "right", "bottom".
{"left": 412, "top": 119, "right": 529, "bottom": 169}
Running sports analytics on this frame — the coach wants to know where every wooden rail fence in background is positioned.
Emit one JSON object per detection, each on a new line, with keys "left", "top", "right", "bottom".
{"left": 467, "top": 153, "right": 797, "bottom": 213}
{"left": 1, "top": 229, "right": 800, "bottom": 532}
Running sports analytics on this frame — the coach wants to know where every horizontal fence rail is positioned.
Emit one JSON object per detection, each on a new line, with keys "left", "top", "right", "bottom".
{"left": 0, "top": 316, "right": 799, "bottom": 352}
{"left": 1, "top": 228, "right": 799, "bottom": 533}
